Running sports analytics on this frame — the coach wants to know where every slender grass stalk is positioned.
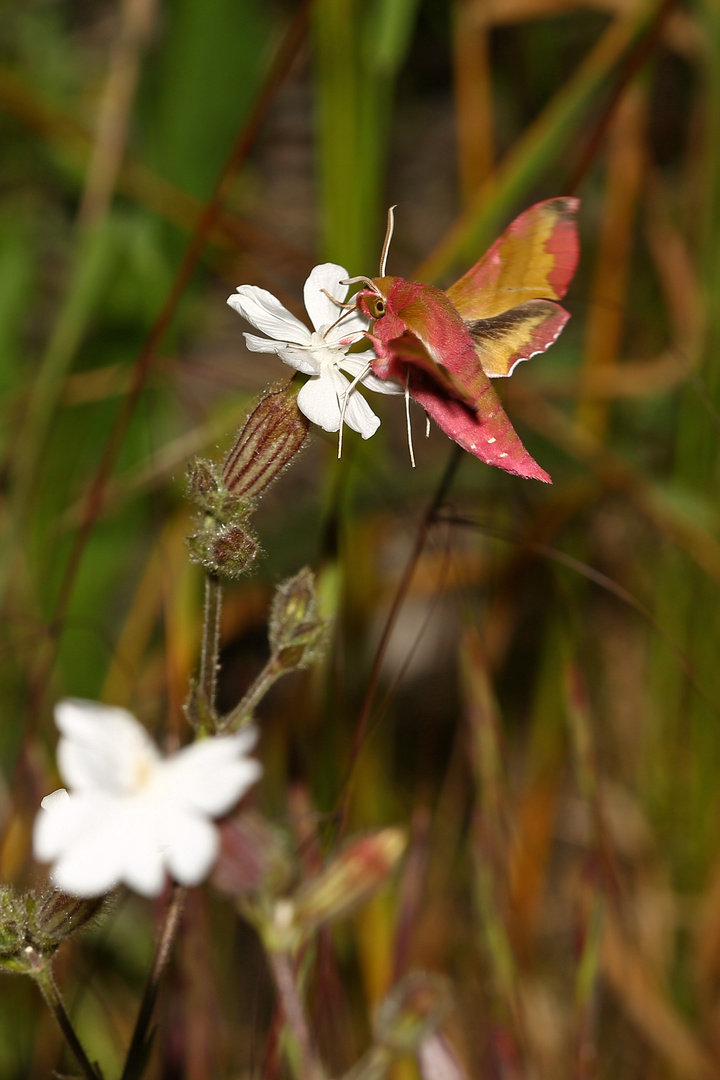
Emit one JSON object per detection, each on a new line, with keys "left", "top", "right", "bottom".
{"left": 14, "top": 4, "right": 311, "bottom": 733}
{"left": 647, "top": 0, "right": 720, "bottom": 869}
{"left": 577, "top": 78, "right": 648, "bottom": 437}
{"left": 313, "top": 0, "right": 420, "bottom": 271}
{"left": 336, "top": 445, "right": 463, "bottom": 836}
{"left": 0, "top": 221, "right": 117, "bottom": 607}
{"left": 416, "top": 0, "right": 675, "bottom": 284}
{"left": 77, "top": 0, "right": 159, "bottom": 226}
{"left": 463, "top": 631, "right": 522, "bottom": 1037}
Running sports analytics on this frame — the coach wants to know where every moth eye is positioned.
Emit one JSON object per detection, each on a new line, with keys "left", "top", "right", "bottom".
{"left": 369, "top": 297, "right": 385, "bottom": 318}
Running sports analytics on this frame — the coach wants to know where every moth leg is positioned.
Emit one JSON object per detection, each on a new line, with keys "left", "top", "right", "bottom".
{"left": 321, "top": 287, "right": 355, "bottom": 311}
{"left": 337, "top": 362, "right": 372, "bottom": 459}
{"left": 323, "top": 296, "right": 365, "bottom": 344}
{"left": 404, "top": 372, "right": 416, "bottom": 468}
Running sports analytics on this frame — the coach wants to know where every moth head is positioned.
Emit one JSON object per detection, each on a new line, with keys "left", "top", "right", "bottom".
{"left": 360, "top": 291, "right": 387, "bottom": 320}
{"left": 342, "top": 276, "right": 386, "bottom": 322}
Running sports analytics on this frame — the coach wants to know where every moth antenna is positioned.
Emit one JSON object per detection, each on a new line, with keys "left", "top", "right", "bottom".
{"left": 425, "top": 414, "right": 431, "bottom": 438}
{"left": 405, "top": 372, "right": 416, "bottom": 468}
{"left": 337, "top": 362, "right": 372, "bottom": 460}
{"left": 379, "top": 205, "right": 397, "bottom": 277}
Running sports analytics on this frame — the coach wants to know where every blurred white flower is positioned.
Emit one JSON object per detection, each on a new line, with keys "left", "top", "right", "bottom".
{"left": 33, "top": 700, "right": 262, "bottom": 898}
{"left": 228, "top": 263, "right": 401, "bottom": 439}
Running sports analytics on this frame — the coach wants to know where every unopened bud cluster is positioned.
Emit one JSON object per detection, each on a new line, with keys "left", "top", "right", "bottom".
{"left": 188, "top": 384, "right": 309, "bottom": 579}
{"left": 0, "top": 886, "right": 104, "bottom": 974}
{"left": 269, "top": 567, "right": 331, "bottom": 671}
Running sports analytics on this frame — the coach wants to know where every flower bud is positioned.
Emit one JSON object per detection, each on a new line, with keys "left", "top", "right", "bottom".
{"left": 292, "top": 828, "right": 406, "bottom": 932}
{"left": 213, "top": 810, "right": 293, "bottom": 898}
{"left": 374, "top": 973, "right": 453, "bottom": 1055}
{"left": 269, "top": 568, "right": 330, "bottom": 671}
{"left": 188, "top": 519, "right": 259, "bottom": 579}
{"left": 0, "top": 885, "right": 107, "bottom": 973}
{"left": 187, "top": 458, "right": 220, "bottom": 501}
{"left": 222, "top": 384, "right": 309, "bottom": 500}
{"left": 212, "top": 523, "right": 259, "bottom": 572}
{"left": 0, "top": 888, "right": 25, "bottom": 960}
{"left": 28, "top": 890, "right": 105, "bottom": 950}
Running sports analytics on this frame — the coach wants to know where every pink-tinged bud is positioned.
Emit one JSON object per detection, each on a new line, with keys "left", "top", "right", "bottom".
{"left": 213, "top": 811, "right": 293, "bottom": 898}
{"left": 292, "top": 828, "right": 406, "bottom": 932}
{"left": 374, "top": 972, "right": 453, "bottom": 1054}
{"left": 269, "top": 568, "right": 330, "bottom": 671}
{"left": 222, "top": 384, "right": 310, "bottom": 500}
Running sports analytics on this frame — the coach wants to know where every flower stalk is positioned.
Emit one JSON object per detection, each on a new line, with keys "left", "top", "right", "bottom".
{"left": 267, "top": 948, "right": 326, "bottom": 1080}
{"left": 33, "top": 961, "right": 104, "bottom": 1080}
{"left": 220, "top": 568, "right": 330, "bottom": 732}
{"left": 198, "top": 572, "right": 222, "bottom": 731}
{"left": 120, "top": 885, "right": 186, "bottom": 1080}
{"left": 220, "top": 653, "right": 284, "bottom": 732}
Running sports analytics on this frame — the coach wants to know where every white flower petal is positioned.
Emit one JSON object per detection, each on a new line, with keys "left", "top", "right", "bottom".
{"left": 303, "top": 263, "right": 350, "bottom": 332}
{"left": 121, "top": 858, "right": 166, "bottom": 897}
{"left": 55, "top": 699, "right": 159, "bottom": 793}
{"left": 118, "top": 820, "right": 167, "bottom": 897}
{"left": 242, "top": 333, "right": 286, "bottom": 355}
{"left": 275, "top": 345, "right": 321, "bottom": 376}
{"left": 40, "top": 788, "right": 70, "bottom": 813}
{"left": 52, "top": 850, "right": 122, "bottom": 897}
{"left": 297, "top": 370, "right": 381, "bottom": 438}
{"left": 228, "top": 286, "right": 310, "bottom": 346}
{"left": 296, "top": 373, "right": 343, "bottom": 433}
{"left": 164, "top": 811, "right": 219, "bottom": 886}
{"left": 339, "top": 384, "right": 382, "bottom": 439}
{"left": 325, "top": 309, "right": 370, "bottom": 346}
{"left": 34, "top": 699, "right": 263, "bottom": 899}
{"left": 34, "top": 789, "right": 87, "bottom": 860}
{"left": 243, "top": 335, "right": 319, "bottom": 376}
{"left": 43, "top": 796, "right": 132, "bottom": 896}
{"left": 163, "top": 732, "right": 262, "bottom": 817}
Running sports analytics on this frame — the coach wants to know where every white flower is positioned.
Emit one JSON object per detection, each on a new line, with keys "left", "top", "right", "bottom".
{"left": 228, "top": 263, "right": 401, "bottom": 439}
{"left": 33, "top": 700, "right": 262, "bottom": 898}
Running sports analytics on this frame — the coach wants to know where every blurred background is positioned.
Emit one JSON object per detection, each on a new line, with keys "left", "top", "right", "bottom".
{"left": 1, "top": 0, "right": 719, "bottom": 1076}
